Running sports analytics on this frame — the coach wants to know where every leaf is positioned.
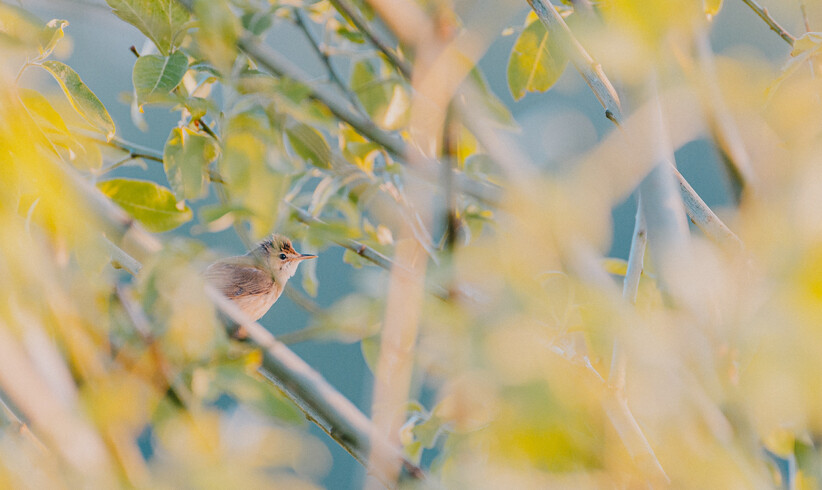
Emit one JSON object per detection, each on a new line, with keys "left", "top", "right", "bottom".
{"left": 96, "top": 178, "right": 192, "bottom": 232}
{"left": 163, "top": 127, "right": 218, "bottom": 200}
{"left": 105, "top": 0, "right": 189, "bottom": 55}
{"left": 18, "top": 88, "right": 70, "bottom": 135}
{"left": 133, "top": 51, "right": 188, "bottom": 106}
{"left": 791, "top": 32, "right": 822, "bottom": 57}
{"left": 38, "top": 19, "right": 69, "bottom": 58}
{"left": 285, "top": 122, "right": 332, "bottom": 169}
{"left": 0, "top": 4, "right": 44, "bottom": 49}
{"left": 469, "top": 67, "right": 516, "bottom": 128}
{"left": 361, "top": 335, "right": 380, "bottom": 373}
{"left": 193, "top": 0, "right": 239, "bottom": 72}
{"left": 350, "top": 60, "right": 409, "bottom": 130}
{"left": 507, "top": 16, "right": 568, "bottom": 101}
{"left": 703, "top": 0, "right": 723, "bottom": 18}
{"left": 39, "top": 61, "right": 116, "bottom": 140}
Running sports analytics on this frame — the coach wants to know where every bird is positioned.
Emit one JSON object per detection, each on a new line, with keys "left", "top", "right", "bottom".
{"left": 204, "top": 234, "right": 316, "bottom": 322}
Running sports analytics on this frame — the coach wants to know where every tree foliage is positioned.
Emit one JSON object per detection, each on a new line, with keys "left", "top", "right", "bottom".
{"left": 1, "top": 0, "right": 822, "bottom": 487}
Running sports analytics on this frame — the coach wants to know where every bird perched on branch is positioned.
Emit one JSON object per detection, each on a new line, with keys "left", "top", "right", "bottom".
{"left": 205, "top": 234, "right": 316, "bottom": 322}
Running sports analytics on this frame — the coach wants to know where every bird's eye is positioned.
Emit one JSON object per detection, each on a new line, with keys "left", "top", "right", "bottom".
{"left": 279, "top": 253, "right": 287, "bottom": 260}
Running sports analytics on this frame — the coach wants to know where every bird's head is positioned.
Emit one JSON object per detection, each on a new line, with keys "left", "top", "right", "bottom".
{"left": 256, "top": 234, "right": 316, "bottom": 283}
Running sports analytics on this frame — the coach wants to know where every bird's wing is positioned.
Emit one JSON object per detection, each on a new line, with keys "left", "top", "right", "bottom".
{"left": 204, "top": 261, "right": 274, "bottom": 298}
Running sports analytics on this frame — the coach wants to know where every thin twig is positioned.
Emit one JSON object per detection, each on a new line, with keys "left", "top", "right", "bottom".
{"left": 328, "top": 0, "right": 412, "bottom": 79}
{"left": 739, "top": 0, "right": 796, "bottom": 46}
{"left": 238, "top": 34, "right": 407, "bottom": 157}
{"left": 293, "top": 9, "right": 361, "bottom": 107}
{"left": 609, "top": 197, "right": 646, "bottom": 393}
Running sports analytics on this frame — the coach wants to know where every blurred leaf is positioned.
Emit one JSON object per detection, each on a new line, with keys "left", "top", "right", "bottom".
{"left": 602, "top": 257, "right": 628, "bottom": 276}
{"left": 97, "top": 178, "right": 192, "bottom": 232}
{"left": 208, "top": 361, "right": 304, "bottom": 425}
{"left": 350, "top": 60, "right": 409, "bottom": 130}
{"left": 39, "top": 60, "right": 116, "bottom": 140}
{"left": 133, "top": 51, "right": 188, "bottom": 107}
{"left": 361, "top": 335, "right": 380, "bottom": 373}
{"left": 163, "top": 126, "right": 218, "bottom": 200}
{"left": 241, "top": 11, "right": 273, "bottom": 36}
{"left": 791, "top": 32, "right": 822, "bottom": 57}
{"left": 342, "top": 248, "right": 370, "bottom": 269}
{"left": 193, "top": 0, "right": 239, "bottom": 73}
{"left": 38, "top": 19, "right": 68, "bottom": 58}
{"left": 0, "top": 4, "right": 44, "bottom": 50}
{"left": 301, "top": 256, "right": 318, "bottom": 297}
{"left": 220, "top": 114, "right": 288, "bottom": 238}
{"left": 285, "top": 122, "right": 332, "bottom": 169}
{"left": 469, "top": 68, "right": 516, "bottom": 128}
{"left": 18, "top": 88, "right": 70, "bottom": 135}
{"left": 507, "top": 16, "right": 568, "bottom": 101}
{"left": 105, "top": 0, "right": 189, "bottom": 56}
{"left": 703, "top": 0, "right": 723, "bottom": 17}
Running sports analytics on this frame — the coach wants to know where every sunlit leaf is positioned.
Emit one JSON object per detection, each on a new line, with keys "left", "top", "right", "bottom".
{"left": 703, "top": 0, "right": 723, "bottom": 18}
{"left": 105, "top": 0, "right": 189, "bottom": 55}
{"left": 18, "top": 88, "right": 70, "bottom": 136}
{"left": 97, "top": 178, "right": 192, "bottom": 232}
{"left": 133, "top": 51, "right": 188, "bottom": 107}
{"left": 39, "top": 60, "right": 116, "bottom": 140}
{"left": 350, "top": 60, "right": 409, "bottom": 130}
{"left": 285, "top": 122, "right": 332, "bottom": 169}
{"left": 507, "top": 16, "right": 568, "bottom": 101}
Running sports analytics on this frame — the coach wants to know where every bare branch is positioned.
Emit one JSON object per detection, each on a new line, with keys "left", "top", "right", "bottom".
{"left": 328, "top": 0, "right": 412, "bottom": 79}
{"left": 739, "top": 0, "right": 796, "bottom": 46}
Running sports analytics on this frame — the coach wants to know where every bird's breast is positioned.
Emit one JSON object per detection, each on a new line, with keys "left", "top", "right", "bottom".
{"left": 233, "top": 284, "right": 283, "bottom": 321}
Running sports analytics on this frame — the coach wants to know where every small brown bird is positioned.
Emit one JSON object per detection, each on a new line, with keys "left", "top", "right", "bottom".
{"left": 205, "top": 235, "right": 316, "bottom": 321}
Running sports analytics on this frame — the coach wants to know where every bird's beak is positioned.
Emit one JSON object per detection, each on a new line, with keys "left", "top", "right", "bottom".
{"left": 293, "top": 253, "right": 317, "bottom": 262}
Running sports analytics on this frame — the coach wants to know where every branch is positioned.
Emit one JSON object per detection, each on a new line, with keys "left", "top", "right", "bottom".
{"left": 288, "top": 203, "right": 451, "bottom": 300}
{"left": 739, "top": 0, "right": 796, "bottom": 46}
{"left": 102, "top": 230, "right": 425, "bottom": 483}
{"left": 293, "top": 9, "right": 361, "bottom": 107}
{"left": 238, "top": 34, "right": 407, "bottom": 158}
{"left": 527, "top": 0, "right": 623, "bottom": 122}
{"left": 673, "top": 166, "right": 743, "bottom": 249}
{"left": 328, "top": 0, "right": 413, "bottom": 79}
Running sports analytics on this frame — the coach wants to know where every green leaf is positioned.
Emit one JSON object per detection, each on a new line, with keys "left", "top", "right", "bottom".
{"left": 105, "top": 0, "right": 189, "bottom": 56}
{"left": 350, "top": 60, "right": 409, "bottom": 130}
{"left": 507, "top": 16, "right": 568, "bottom": 101}
{"left": 469, "top": 68, "right": 516, "bottom": 128}
{"left": 361, "top": 335, "right": 380, "bottom": 373}
{"left": 97, "top": 178, "right": 192, "bottom": 232}
{"left": 285, "top": 122, "right": 332, "bottom": 169}
{"left": 163, "top": 127, "right": 218, "bottom": 200}
{"left": 133, "top": 51, "right": 188, "bottom": 106}
{"left": 39, "top": 60, "right": 116, "bottom": 140}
